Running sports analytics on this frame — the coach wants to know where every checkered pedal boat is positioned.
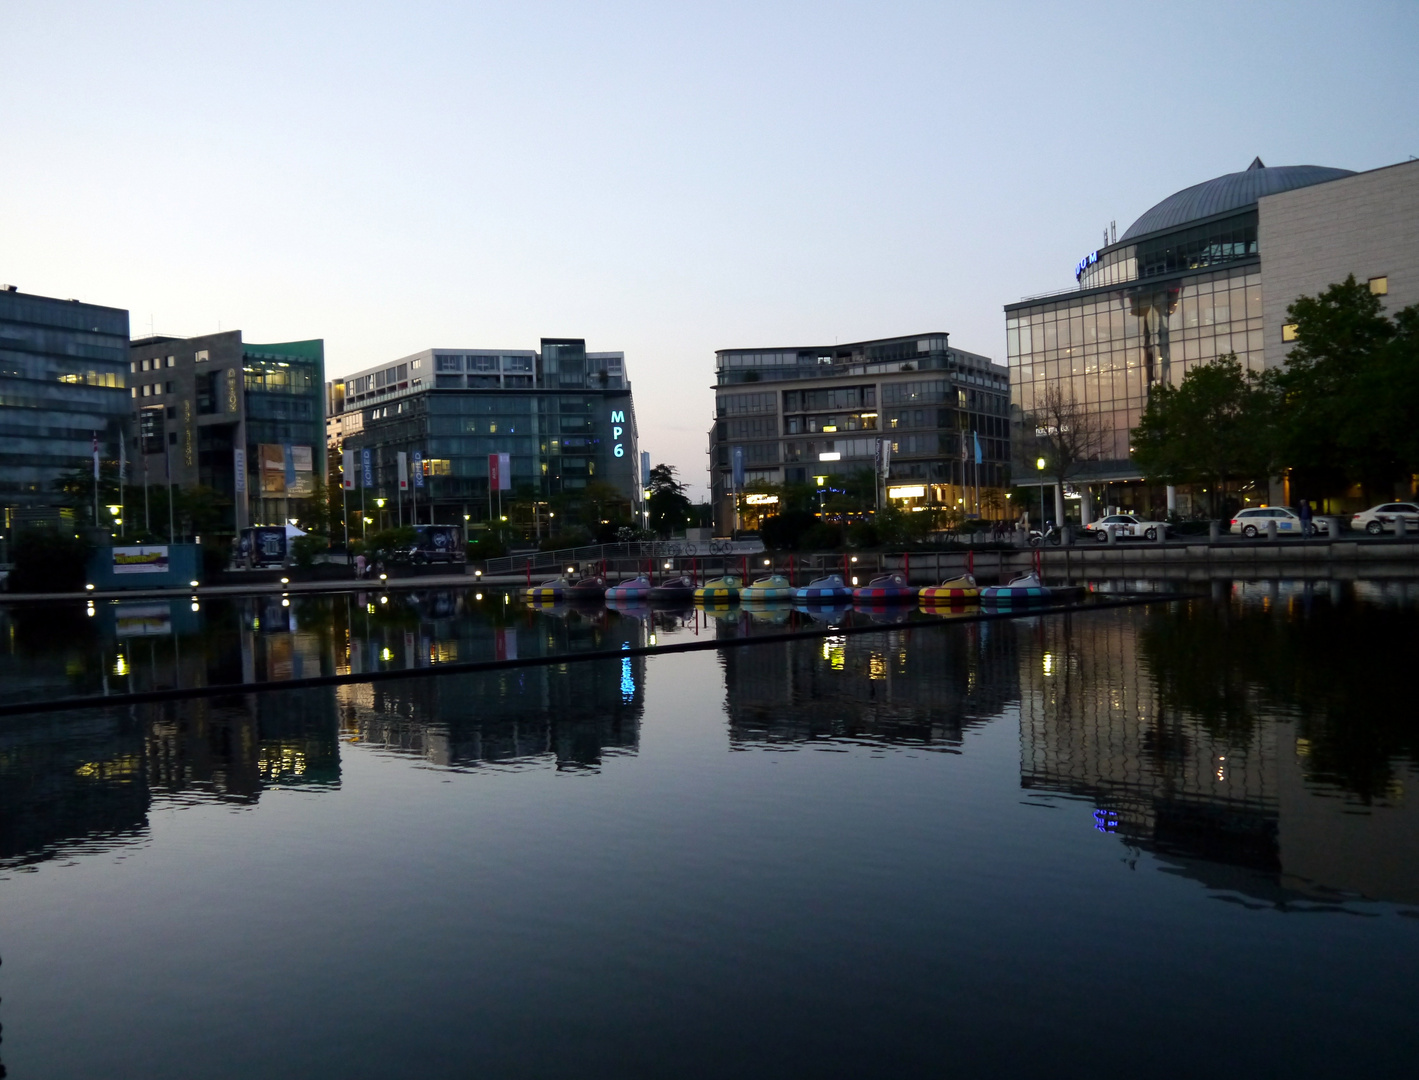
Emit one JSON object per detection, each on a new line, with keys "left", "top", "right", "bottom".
{"left": 919, "top": 574, "right": 980, "bottom": 603}
{"left": 979, "top": 572, "right": 1052, "bottom": 603}
{"left": 524, "top": 577, "right": 568, "bottom": 601}
{"left": 794, "top": 574, "right": 852, "bottom": 602}
{"left": 694, "top": 575, "right": 741, "bottom": 603}
{"left": 606, "top": 575, "right": 652, "bottom": 601}
{"left": 852, "top": 572, "right": 917, "bottom": 602}
{"left": 741, "top": 574, "right": 794, "bottom": 601}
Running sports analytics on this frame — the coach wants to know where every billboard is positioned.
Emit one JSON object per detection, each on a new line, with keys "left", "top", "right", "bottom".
{"left": 259, "top": 444, "right": 314, "bottom": 496}
{"left": 112, "top": 545, "right": 170, "bottom": 575}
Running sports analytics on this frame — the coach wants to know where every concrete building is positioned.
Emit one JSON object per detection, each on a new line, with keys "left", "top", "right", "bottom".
{"left": 708, "top": 333, "right": 1008, "bottom": 533}
{"left": 0, "top": 286, "right": 130, "bottom": 534}
{"left": 329, "top": 338, "right": 640, "bottom": 529}
{"left": 127, "top": 331, "right": 326, "bottom": 534}
{"left": 1005, "top": 157, "right": 1419, "bottom": 520}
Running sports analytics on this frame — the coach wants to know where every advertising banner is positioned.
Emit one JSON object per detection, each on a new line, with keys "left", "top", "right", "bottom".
{"left": 732, "top": 446, "right": 744, "bottom": 489}
{"left": 411, "top": 450, "right": 424, "bottom": 489}
{"left": 362, "top": 448, "right": 373, "bottom": 488}
{"left": 397, "top": 451, "right": 409, "bottom": 491}
{"left": 234, "top": 447, "right": 246, "bottom": 494}
{"left": 259, "top": 444, "right": 286, "bottom": 494}
{"left": 488, "top": 452, "right": 511, "bottom": 491}
{"left": 289, "top": 444, "right": 314, "bottom": 497}
{"left": 112, "top": 545, "right": 170, "bottom": 575}
{"left": 342, "top": 449, "right": 355, "bottom": 491}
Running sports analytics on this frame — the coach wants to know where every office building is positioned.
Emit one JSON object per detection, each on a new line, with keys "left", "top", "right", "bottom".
{"left": 0, "top": 286, "right": 130, "bottom": 533}
{"left": 127, "top": 331, "right": 326, "bottom": 533}
{"left": 708, "top": 333, "right": 1008, "bottom": 532}
{"left": 329, "top": 338, "right": 640, "bottom": 526}
{"left": 1006, "top": 157, "right": 1419, "bottom": 517}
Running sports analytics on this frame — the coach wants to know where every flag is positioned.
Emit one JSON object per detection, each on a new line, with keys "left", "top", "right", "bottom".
{"left": 92, "top": 432, "right": 100, "bottom": 480}
{"left": 397, "top": 451, "right": 408, "bottom": 491}
{"left": 496, "top": 452, "right": 510, "bottom": 491}
{"left": 973, "top": 431, "right": 982, "bottom": 466}
{"left": 342, "top": 449, "right": 355, "bottom": 491}
{"left": 732, "top": 446, "right": 745, "bottom": 489}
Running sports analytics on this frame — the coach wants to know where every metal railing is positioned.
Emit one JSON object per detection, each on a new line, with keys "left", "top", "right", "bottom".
{"left": 483, "top": 538, "right": 766, "bottom": 575}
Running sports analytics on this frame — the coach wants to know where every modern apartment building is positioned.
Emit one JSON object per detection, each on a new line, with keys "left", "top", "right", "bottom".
{"left": 0, "top": 286, "right": 130, "bottom": 533}
{"left": 708, "top": 333, "right": 1009, "bottom": 532}
{"left": 329, "top": 338, "right": 640, "bottom": 525}
{"left": 1006, "top": 157, "right": 1419, "bottom": 517}
{"left": 127, "top": 331, "right": 326, "bottom": 533}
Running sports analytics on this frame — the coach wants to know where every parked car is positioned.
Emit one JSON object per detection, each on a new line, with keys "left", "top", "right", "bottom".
{"left": 1082, "top": 513, "right": 1170, "bottom": 541}
{"left": 1229, "top": 506, "right": 1328, "bottom": 537}
{"left": 1350, "top": 502, "right": 1419, "bottom": 535}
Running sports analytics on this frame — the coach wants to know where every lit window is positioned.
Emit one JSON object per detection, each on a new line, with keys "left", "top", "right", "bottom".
{"left": 195, "top": 350, "right": 209, "bottom": 363}
{"left": 141, "top": 358, "right": 151, "bottom": 371}
{"left": 166, "top": 356, "right": 175, "bottom": 367}
{"left": 1281, "top": 323, "right": 1298, "bottom": 342}
{"left": 142, "top": 384, "right": 151, "bottom": 397}
{"left": 1368, "top": 276, "right": 1388, "bottom": 296}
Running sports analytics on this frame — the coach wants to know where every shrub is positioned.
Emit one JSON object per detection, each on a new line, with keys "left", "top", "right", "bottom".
{"left": 759, "top": 510, "right": 818, "bottom": 550}
{"left": 8, "top": 530, "right": 94, "bottom": 593}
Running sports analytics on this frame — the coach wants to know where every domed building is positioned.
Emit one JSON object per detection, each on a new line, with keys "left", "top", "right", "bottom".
{"left": 1004, "top": 156, "right": 1417, "bottom": 520}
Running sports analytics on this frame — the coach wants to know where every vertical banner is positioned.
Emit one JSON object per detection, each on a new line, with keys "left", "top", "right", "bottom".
{"left": 641, "top": 450, "right": 651, "bottom": 486}
{"left": 289, "top": 445, "right": 314, "bottom": 496}
{"left": 411, "top": 450, "right": 424, "bottom": 489}
{"left": 496, "top": 452, "right": 511, "bottom": 491}
{"left": 732, "top": 446, "right": 744, "bottom": 490}
{"left": 234, "top": 447, "right": 246, "bottom": 494}
{"left": 260, "top": 444, "right": 286, "bottom": 493}
{"left": 487, "top": 452, "right": 500, "bottom": 491}
{"left": 361, "top": 447, "right": 373, "bottom": 488}
{"left": 875, "top": 437, "right": 892, "bottom": 478}
{"left": 342, "top": 449, "right": 355, "bottom": 491}
{"left": 397, "top": 451, "right": 409, "bottom": 491}
{"left": 283, "top": 444, "right": 297, "bottom": 491}
{"left": 973, "top": 431, "right": 983, "bottom": 466}
{"left": 92, "top": 432, "right": 99, "bottom": 480}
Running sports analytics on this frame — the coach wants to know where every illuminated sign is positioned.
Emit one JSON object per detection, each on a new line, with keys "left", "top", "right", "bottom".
{"left": 1074, "top": 250, "right": 1099, "bottom": 280}
{"left": 818, "top": 451, "right": 841, "bottom": 462}
{"left": 887, "top": 485, "right": 926, "bottom": 499}
{"left": 610, "top": 410, "right": 626, "bottom": 457}
{"left": 744, "top": 494, "right": 780, "bottom": 506}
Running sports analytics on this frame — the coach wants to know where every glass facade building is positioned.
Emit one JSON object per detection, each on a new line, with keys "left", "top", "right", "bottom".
{"left": 1005, "top": 160, "right": 1355, "bottom": 498}
{"left": 331, "top": 339, "right": 640, "bottom": 524}
{"left": 128, "top": 331, "right": 326, "bottom": 533}
{"left": 0, "top": 286, "right": 130, "bottom": 531}
{"left": 709, "top": 333, "right": 1009, "bottom": 531}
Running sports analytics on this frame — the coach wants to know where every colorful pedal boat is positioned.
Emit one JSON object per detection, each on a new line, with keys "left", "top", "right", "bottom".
{"left": 853, "top": 572, "right": 917, "bottom": 602}
{"left": 919, "top": 574, "right": 980, "bottom": 603}
{"left": 694, "top": 575, "right": 741, "bottom": 602}
{"left": 524, "top": 577, "right": 568, "bottom": 601}
{"left": 979, "top": 571, "right": 1052, "bottom": 603}
{"left": 648, "top": 575, "right": 696, "bottom": 603}
{"left": 565, "top": 576, "right": 607, "bottom": 601}
{"left": 606, "top": 575, "right": 652, "bottom": 601}
{"left": 794, "top": 574, "right": 852, "bottom": 601}
{"left": 741, "top": 574, "right": 794, "bottom": 601}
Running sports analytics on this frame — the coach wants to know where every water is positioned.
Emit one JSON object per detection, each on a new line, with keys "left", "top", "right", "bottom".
{"left": 2, "top": 581, "right": 1417, "bottom": 1078}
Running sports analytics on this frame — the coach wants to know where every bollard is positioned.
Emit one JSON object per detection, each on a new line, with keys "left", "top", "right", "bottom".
{"left": 1319, "top": 516, "right": 1339, "bottom": 540}
{"left": 1396, "top": 515, "right": 1409, "bottom": 539}
{"left": 1266, "top": 519, "right": 1278, "bottom": 541}
{"left": 1154, "top": 522, "right": 1167, "bottom": 544}
{"left": 1105, "top": 524, "right": 1117, "bottom": 545}
{"left": 1061, "top": 525, "right": 1072, "bottom": 546}
{"left": 1208, "top": 520, "right": 1221, "bottom": 543}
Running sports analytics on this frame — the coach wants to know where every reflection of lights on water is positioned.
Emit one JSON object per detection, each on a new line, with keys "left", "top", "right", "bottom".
{"left": 821, "top": 635, "right": 846, "bottom": 670}
{"left": 475, "top": 593, "right": 483, "bottom": 601}
{"left": 1042, "top": 652, "right": 1055, "bottom": 676}
{"left": 649, "top": 633, "right": 657, "bottom": 646}
{"left": 86, "top": 605, "right": 95, "bottom": 617}
{"left": 620, "top": 641, "right": 635, "bottom": 702}
{"left": 367, "top": 604, "right": 376, "bottom": 614}
{"left": 282, "top": 598, "right": 290, "bottom": 607}
{"left": 1216, "top": 754, "right": 1227, "bottom": 782}
{"left": 868, "top": 653, "right": 887, "bottom": 680}
{"left": 1093, "top": 809, "right": 1118, "bottom": 833}
{"left": 380, "top": 647, "right": 393, "bottom": 662}
{"left": 380, "top": 596, "right": 388, "bottom": 604}
{"left": 113, "top": 655, "right": 128, "bottom": 676}
{"left": 191, "top": 602, "right": 200, "bottom": 612}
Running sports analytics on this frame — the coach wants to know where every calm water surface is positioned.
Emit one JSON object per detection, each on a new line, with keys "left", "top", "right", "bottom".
{"left": 1, "top": 581, "right": 1417, "bottom": 1078}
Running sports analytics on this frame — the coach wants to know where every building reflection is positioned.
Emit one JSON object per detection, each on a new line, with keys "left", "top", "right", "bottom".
{"left": 0, "top": 689, "right": 339, "bottom": 875}
{"left": 720, "top": 618, "right": 1019, "bottom": 750}
{"left": 1015, "top": 602, "right": 1419, "bottom": 905}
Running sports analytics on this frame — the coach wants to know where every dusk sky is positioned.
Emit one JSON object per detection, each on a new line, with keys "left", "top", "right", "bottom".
{"left": 4, "top": 1, "right": 1417, "bottom": 498}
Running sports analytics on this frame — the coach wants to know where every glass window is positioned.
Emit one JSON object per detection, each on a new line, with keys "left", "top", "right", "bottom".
{"left": 1282, "top": 323, "right": 1298, "bottom": 342}
{"left": 1369, "top": 276, "right": 1388, "bottom": 296}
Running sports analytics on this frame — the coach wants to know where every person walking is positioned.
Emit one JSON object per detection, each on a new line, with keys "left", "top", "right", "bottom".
{"left": 1298, "top": 499, "right": 1313, "bottom": 536}
{"left": 354, "top": 552, "right": 367, "bottom": 580}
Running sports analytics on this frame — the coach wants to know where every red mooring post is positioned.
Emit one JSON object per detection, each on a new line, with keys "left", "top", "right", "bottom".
{"left": 843, "top": 552, "right": 849, "bottom": 582}
{"left": 526, "top": 559, "right": 532, "bottom": 587}
{"left": 742, "top": 555, "right": 748, "bottom": 582}
{"left": 904, "top": 551, "right": 910, "bottom": 583}
{"left": 790, "top": 554, "right": 795, "bottom": 585}
{"left": 967, "top": 549, "right": 975, "bottom": 576}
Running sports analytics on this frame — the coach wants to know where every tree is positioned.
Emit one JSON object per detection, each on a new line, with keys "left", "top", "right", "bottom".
{"left": 1274, "top": 276, "right": 1419, "bottom": 498}
{"left": 646, "top": 463, "right": 692, "bottom": 538}
{"left": 1026, "top": 385, "right": 1108, "bottom": 516}
{"left": 1130, "top": 354, "right": 1276, "bottom": 516}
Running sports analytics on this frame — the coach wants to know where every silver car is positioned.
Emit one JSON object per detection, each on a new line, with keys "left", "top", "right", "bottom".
{"left": 1351, "top": 502, "right": 1419, "bottom": 535}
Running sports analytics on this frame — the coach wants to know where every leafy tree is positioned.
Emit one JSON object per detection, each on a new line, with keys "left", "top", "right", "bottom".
{"left": 646, "top": 463, "right": 692, "bottom": 538}
{"left": 8, "top": 529, "right": 95, "bottom": 592}
{"left": 1131, "top": 354, "right": 1276, "bottom": 516}
{"left": 1274, "top": 276, "right": 1419, "bottom": 498}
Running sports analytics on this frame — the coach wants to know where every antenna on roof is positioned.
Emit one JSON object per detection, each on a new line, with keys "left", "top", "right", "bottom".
{"left": 1111, "top": 220, "right": 1116, "bottom": 244}
{"left": 1248, "top": 156, "right": 1266, "bottom": 171}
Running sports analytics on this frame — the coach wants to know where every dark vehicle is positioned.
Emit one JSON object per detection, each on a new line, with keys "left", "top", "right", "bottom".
{"left": 238, "top": 526, "right": 288, "bottom": 568}
{"left": 406, "top": 525, "right": 465, "bottom": 565}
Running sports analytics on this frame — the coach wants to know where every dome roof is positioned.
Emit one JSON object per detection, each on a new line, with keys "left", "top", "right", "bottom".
{"left": 1120, "top": 159, "right": 1355, "bottom": 241}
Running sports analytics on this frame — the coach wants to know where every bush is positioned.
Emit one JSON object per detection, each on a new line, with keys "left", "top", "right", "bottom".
{"left": 847, "top": 520, "right": 882, "bottom": 548}
{"left": 760, "top": 510, "right": 818, "bottom": 551}
{"left": 467, "top": 535, "right": 507, "bottom": 561}
{"left": 8, "top": 530, "right": 94, "bottom": 593}
{"left": 290, "top": 534, "right": 328, "bottom": 569}
{"left": 201, "top": 539, "right": 232, "bottom": 578}
{"left": 539, "top": 528, "right": 592, "bottom": 552}
{"left": 800, "top": 522, "right": 844, "bottom": 550}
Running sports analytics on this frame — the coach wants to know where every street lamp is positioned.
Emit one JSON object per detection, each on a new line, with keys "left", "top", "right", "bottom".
{"left": 1036, "top": 456, "right": 1047, "bottom": 528}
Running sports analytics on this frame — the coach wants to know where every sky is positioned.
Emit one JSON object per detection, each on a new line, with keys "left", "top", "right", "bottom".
{"left": 4, "top": 1, "right": 1417, "bottom": 499}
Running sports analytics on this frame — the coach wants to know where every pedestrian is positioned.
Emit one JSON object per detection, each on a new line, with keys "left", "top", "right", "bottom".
{"left": 354, "top": 552, "right": 367, "bottom": 580}
{"left": 1299, "top": 499, "right": 1313, "bottom": 536}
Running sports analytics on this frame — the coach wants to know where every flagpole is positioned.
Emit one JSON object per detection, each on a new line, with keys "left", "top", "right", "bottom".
{"left": 92, "top": 431, "right": 100, "bottom": 532}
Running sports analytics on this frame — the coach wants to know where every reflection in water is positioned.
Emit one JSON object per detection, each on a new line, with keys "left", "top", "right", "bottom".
{"left": 0, "top": 690, "right": 339, "bottom": 875}
{"left": 1018, "top": 597, "right": 1419, "bottom": 905}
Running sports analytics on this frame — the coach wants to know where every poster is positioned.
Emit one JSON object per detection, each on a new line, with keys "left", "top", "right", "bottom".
{"left": 112, "top": 545, "right": 170, "bottom": 575}
{"left": 259, "top": 443, "right": 286, "bottom": 494}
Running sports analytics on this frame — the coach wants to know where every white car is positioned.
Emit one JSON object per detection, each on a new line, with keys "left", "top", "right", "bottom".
{"left": 1351, "top": 502, "right": 1419, "bottom": 535}
{"left": 1083, "top": 513, "right": 1170, "bottom": 541}
{"left": 1229, "top": 506, "right": 1327, "bottom": 537}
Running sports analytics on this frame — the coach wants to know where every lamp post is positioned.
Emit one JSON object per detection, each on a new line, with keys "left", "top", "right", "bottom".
{"left": 1036, "top": 457, "right": 1047, "bottom": 528}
